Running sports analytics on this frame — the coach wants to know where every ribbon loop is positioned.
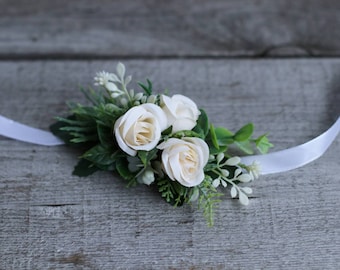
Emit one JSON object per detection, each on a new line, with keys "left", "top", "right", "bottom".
{"left": 241, "top": 117, "right": 340, "bottom": 174}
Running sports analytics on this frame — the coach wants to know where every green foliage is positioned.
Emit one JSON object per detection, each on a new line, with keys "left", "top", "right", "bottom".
{"left": 50, "top": 114, "right": 96, "bottom": 145}
{"left": 157, "top": 178, "right": 188, "bottom": 206}
{"left": 234, "top": 123, "right": 254, "bottom": 142}
{"left": 82, "top": 144, "right": 119, "bottom": 170}
{"left": 197, "top": 178, "right": 223, "bottom": 227}
{"left": 73, "top": 159, "right": 99, "bottom": 176}
{"left": 254, "top": 134, "right": 274, "bottom": 154}
{"left": 138, "top": 79, "right": 153, "bottom": 96}
{"left": 138, "top": 149, "right": 158, "bottom": 166}
{"left": 116, "top": 157, "right": 137, "bottom": 184}
{"left": 80, "top": 87, "right": 105, "bottom": 106}
{"left": 193, "top": 109, "right": 209, "bottom": 138}
{"left": 214, "top": 127, "right": 234, "bottom": 146}
{"left": 234, "top": 140, "right": 254, "bottom": 155}
{"left": 157, "top": 179, "right": 175, "bottom": 203}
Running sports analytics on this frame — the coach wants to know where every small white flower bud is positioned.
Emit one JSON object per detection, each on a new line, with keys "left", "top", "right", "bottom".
{"left": 220, "top": 169, "right": 230, "bottom": 177}
{"left": 138, "top": 169, "right": 155, "bottom": 185}
{"left": 216, "top": 153, "right": 224, "bottom": 164}
{"left": 134, "top": 92, "right": 144, "bottom": 100}
{"left": 225, "top": 156, "right": 241, "bottom": 166}
{"left": 212, "top": 179, "right": 220, "bottom": 188}
{"left": 120, "top": 98, "right": 128, "bottom": 106}
{"left": 237, "top": 174, "right": 252, "bottom": 183}
{"left": 111, "top": 92, "right": 121, "bottom": 98}
{"left": 147, "top": 95, "right": 156, "bottom": 103}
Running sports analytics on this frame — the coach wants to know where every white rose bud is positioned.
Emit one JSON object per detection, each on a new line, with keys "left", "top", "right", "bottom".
{"left": 161, "top": 94, "right": 200, "bottom": 133}
{"left": 157, "top": 137, "right": 209, "bottom": 187}
{"left": 114, "top": 104, "right": 168, "bottom": 156}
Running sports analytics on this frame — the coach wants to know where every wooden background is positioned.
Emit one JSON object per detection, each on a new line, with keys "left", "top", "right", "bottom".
{"left": 1, "top": 1, "right": 339, "bottom": 269}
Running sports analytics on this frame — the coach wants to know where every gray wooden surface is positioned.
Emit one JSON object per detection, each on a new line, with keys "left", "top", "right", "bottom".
{"left": 1, "top": 1, "right": 340, "bottom": 270}
{"left": 1, "top": 0, "right": 340, "bottom": 58}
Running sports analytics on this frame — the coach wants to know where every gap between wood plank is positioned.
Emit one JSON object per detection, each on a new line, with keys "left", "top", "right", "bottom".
{"left": 1, "top": 54, "right": 340, "bottom": 61}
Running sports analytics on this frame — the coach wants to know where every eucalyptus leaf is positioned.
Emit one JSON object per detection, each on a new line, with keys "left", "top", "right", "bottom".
{"left": 214, "top": 127, "right": 234, "bottom": 146}
{"left": 234, "top": 123, "right": 254, "bottom": 142}
{"left": 209, "top": 123, "right": 219, "bottom": 149}
{"left": 234, "top": 141, "right": 254, "bottom": 155}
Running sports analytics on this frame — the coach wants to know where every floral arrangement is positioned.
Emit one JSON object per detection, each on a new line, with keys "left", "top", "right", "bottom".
{"left": 50, "top": 63, "right": 273, "bottom": 226}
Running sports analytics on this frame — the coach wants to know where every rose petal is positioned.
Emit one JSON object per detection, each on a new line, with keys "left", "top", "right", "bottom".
{"left": 114, "top": 116, "right": 137, "bottom": 156}
{"left": 121, "top": 106, "right": 146, "bottom": 137}
{"left": 141, "top": 103, "right": 168, "bottom": 131}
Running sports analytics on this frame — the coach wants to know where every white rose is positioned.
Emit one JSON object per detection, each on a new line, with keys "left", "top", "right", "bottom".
{"left": 157, "top": 137, "right": 209, "bottom": 187}
{"left": 161, "top": 94, "right": 200, "bottom": 133}
{"left": 114, "top": 103, "right": 168, "bottom": 156}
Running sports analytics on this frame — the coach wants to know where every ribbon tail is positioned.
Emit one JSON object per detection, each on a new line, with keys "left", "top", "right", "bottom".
{"left": 1, "top": 114, "right": 339, "bottom": 173}
{"left": 0, "top": 115, "right": 64, "bottom": 146}
{"left": 241, "top": 117, "right": 340, "bottom": 175}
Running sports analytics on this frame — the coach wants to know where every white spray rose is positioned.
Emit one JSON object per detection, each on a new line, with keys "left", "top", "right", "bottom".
{"left": 157, "top": 137, "right": 209, "bottom": 187}
{"left": 114, "top": 103, "right": 168, "bottom": 156}
{"left": 161, "top": 94, "right": 200, "bottom": 133}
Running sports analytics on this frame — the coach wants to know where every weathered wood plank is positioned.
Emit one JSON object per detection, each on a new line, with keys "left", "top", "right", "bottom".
{"left": 1, "top": 0, "right": 340, "bottom": 58}
{"left": 0, "top": 60, "right": 339, "bottom": 269}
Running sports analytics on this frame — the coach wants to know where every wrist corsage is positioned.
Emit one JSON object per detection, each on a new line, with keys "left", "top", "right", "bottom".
{"left": 50, "top": 63, "right": 273, "bottom": 226}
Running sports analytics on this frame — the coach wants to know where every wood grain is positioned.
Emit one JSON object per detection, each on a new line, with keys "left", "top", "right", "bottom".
{"left": 1, "top": 0, "right": 340, "bottom": 58}
{"left": 0, "top": 60, "right": 339, "bottom": 269}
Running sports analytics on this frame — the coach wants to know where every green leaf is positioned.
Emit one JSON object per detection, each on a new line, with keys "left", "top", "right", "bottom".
{"left": 97, "top": 124, "right": 113, "bottom": 147}
{"left": 234, "top": 141, "right": 254, "bottom": 155}
{"left": 82, "top": 144, "right": 118, "bottom": 167}
{"left": 157, "top": 179, "right": 175, "bottom": 203}
{"left": 214, "top": 127, "right": 234, "bottom": 146}
{"left": 50, "top": 115, "right": 94, "bottom": 145}
{"left": 80, "top": 87, "right": 104, "bottom": 106}
{"left": 193, "top": 109, "right": 209, "bottom": 138}
{"left": 69, "top": 133, "right": 98, "bottom": 144}
{"left": 59, "top": 126, "right": 95, "bottom": 132}
{"left": 72, "top": 159, "right": 99, "bottom": 177}
{"left": 209, "top": 123, "right": 219, "bottom": 149}
{"left": 137, "top": 149, "right": 158, "bottom": 166}
{"left": 54, "top": 116, "right": 93, "bottom": 127}
{"left": 255, "top": 134, "right": 274, "bottom": 154}
{"left": 234, "top": 123, "right": 254, "bottom": 142}
{"left": 71, "top": 105, "right": 97, "bottom": 117}
{"left": 138, "top": 79, "right": 153, "bottom": 96}
{"left": 50, "top": 118, "right": 74, "bottom": 144}
{"left": 116, "top": 157, "right": 135, "bottom": 180}
{"left": 207, "top": 144, "right": 227, "bottom": 155}
{"left": 161, "top": 126, "right": 172, "bottom": 136}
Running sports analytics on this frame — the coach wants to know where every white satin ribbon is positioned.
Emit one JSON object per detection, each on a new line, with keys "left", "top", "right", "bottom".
{"left": 241, "top": 117, "right": 340, "bottom": 174}
{"left": 0, "top": 115, "right": 64, "bottom": 146}
{"left": 0, "top": 114, "right": 339, "bottom": 174}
